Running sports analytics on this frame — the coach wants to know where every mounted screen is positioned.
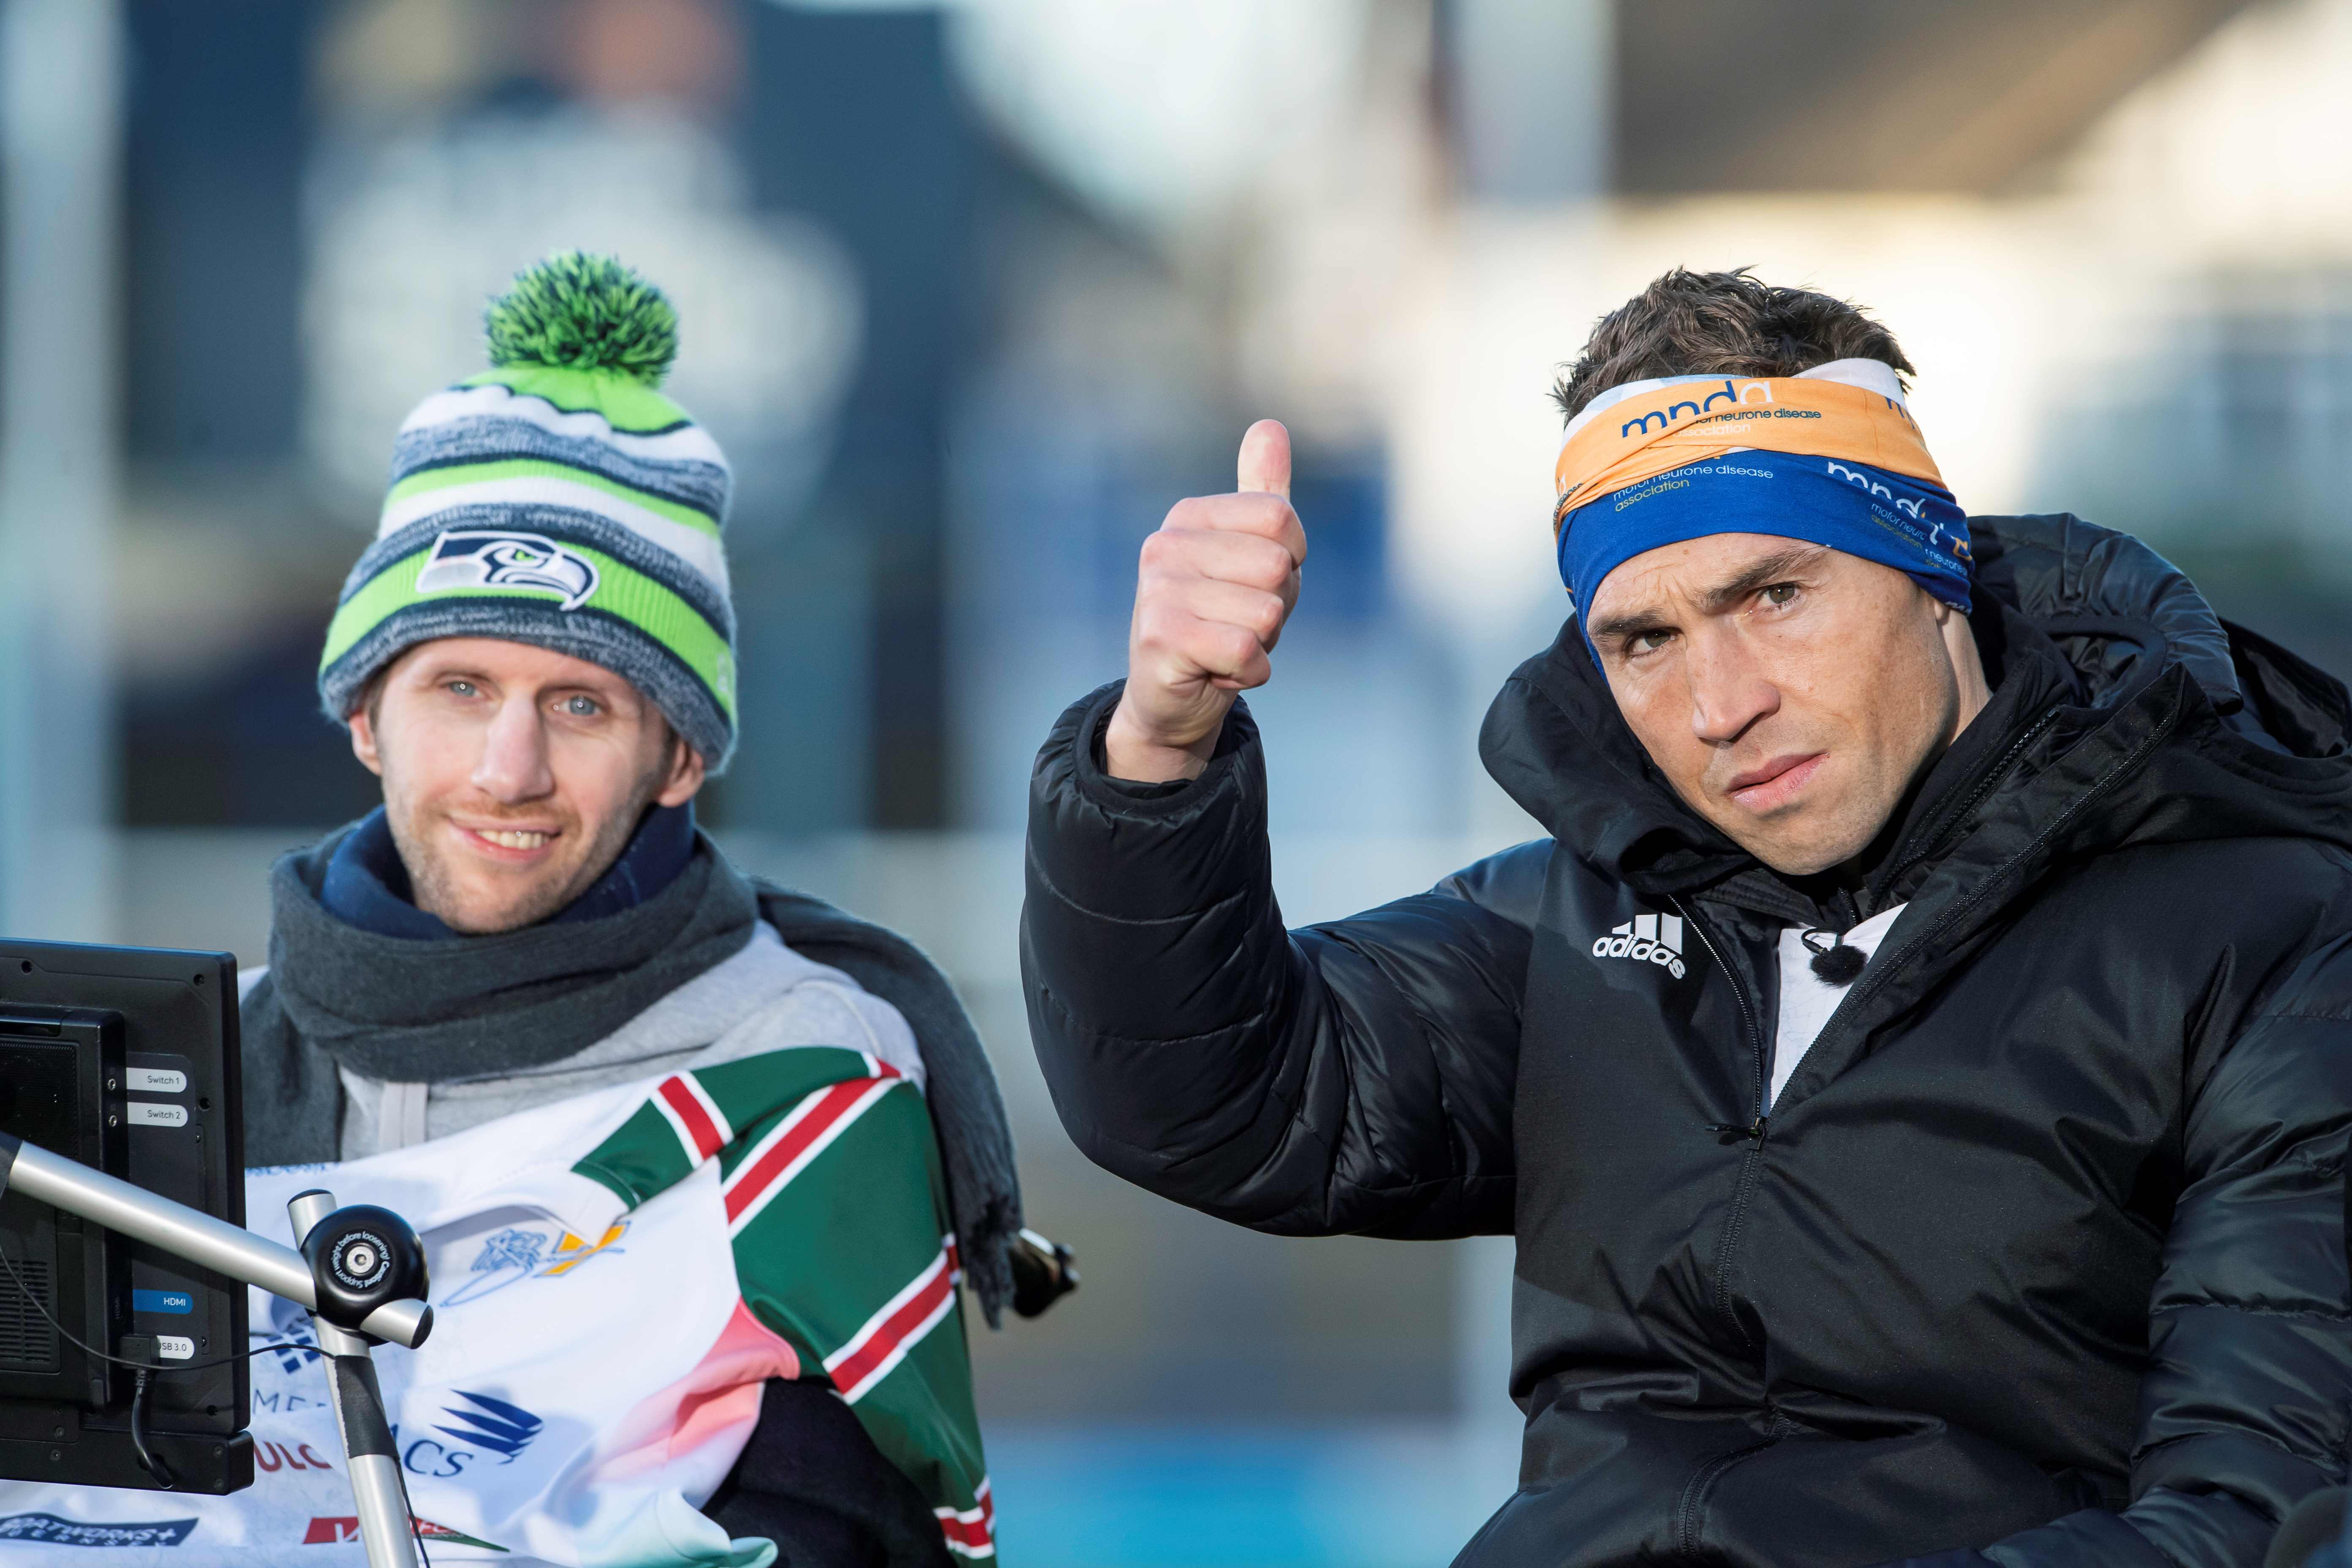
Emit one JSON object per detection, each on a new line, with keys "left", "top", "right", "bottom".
{"left": 0, "top": 939, "right": 251, "bottom": 1494}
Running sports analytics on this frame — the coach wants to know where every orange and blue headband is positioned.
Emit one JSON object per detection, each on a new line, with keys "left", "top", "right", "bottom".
{"left": 1551, "top": 359, "right": 1971, "bottom": 638}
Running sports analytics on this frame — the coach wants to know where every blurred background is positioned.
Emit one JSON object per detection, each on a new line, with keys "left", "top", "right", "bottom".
{"left": 4, "top": 0, "right": 2351, "bottom": 1561}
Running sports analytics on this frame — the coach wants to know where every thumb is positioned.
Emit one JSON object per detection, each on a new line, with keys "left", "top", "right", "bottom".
{"left": 1236, "top": 418, "right": 1291, "bottom": 500}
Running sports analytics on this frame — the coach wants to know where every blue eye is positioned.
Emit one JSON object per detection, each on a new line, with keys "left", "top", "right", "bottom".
{"left": 448, "top": 680, "right": 477, "bottom": 697}
{"left": 565, "top": 695, "right": 599, "bottom": 717}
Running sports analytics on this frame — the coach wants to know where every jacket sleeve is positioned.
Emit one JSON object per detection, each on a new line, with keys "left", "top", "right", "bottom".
{"left": 1020, "top": 682, "right": 1536, "bottom": 1239}
{"left": 1888, "top": 934, "right": 2352, "bottom": 1568}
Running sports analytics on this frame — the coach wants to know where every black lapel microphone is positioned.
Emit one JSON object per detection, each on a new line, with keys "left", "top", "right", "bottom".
{"left": 1802, "top": 926, "right": 1867, "bottom": 985}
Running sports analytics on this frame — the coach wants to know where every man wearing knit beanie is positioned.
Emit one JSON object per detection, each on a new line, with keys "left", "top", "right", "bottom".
{"left": 235, "top": 254, "right": 1055, "bottom": 1564}
{"left": 313, "top": 253, "right": 737, "bottom": 934}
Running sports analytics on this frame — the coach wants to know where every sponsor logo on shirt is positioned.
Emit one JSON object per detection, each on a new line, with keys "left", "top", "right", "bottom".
{"left": 256, "top": 1318, "right": 324, "bottom": 1375}
{"left": 438, "top": 1390, "right": 543, "bottom": 1462}
{"left": 0, "top": 1512, "right": 198, "bottom": 1546}
{"left": 443, "top": 1222, "right": 630, "bottom": 1307}
{"left": 254, "top": 1439, "right": 336, "bottom": 1473}
{"left": 302, "top": 1516, "right": 508, "bottom": 1550}
{"left": 1592, "top": 913, "right": 1688, "bottom": 979}
{"left": 401, "top": 1389, "right": 546, "bottom": 1477}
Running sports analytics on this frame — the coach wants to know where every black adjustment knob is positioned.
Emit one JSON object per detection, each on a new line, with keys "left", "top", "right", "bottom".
{"left": 1009, "top": 1228, "right": 1078, "bottom": 1319}
{"left": 301, "top": 1205, "right": 429, "bottom": 1332}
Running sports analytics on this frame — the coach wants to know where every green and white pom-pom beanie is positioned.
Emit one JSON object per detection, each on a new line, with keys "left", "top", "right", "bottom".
{"left": 318, "top": 252, "right": 738, "bottom": 770}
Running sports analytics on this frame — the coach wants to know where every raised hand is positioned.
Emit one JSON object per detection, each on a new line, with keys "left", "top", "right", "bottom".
{"left": 1102, "top": 419, "right": 1307, "bottom": 781}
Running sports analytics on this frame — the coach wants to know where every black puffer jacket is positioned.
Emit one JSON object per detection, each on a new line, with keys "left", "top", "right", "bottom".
{"left": 1021, "top": 515, "right": 2352, "bottom": 1566}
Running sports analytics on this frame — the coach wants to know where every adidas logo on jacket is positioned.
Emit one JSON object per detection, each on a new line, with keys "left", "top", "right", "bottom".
{"left": 1590, "top": 912, "right": 1686, "bottom": 977}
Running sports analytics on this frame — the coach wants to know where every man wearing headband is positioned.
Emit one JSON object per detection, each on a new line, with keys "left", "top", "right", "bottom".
{"left": 1020, "top": 269, "right": 2352, "bottom": 1564}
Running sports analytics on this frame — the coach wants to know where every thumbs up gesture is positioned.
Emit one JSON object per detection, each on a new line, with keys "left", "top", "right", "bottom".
{"left": 1103, "top": 420, "right": 1308, "bottom": 781}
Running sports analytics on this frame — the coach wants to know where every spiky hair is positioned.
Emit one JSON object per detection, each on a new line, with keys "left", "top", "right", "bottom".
{"left": 484, "top": 251, "right": 680, "bottom": 386}
{"left": 1552, "top": 267, "right": 1914, "bottom": 422}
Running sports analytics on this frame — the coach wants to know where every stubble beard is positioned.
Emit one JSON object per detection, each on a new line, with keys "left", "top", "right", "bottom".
{"left": 389, "top": 774, "right": 664, "bottom": 935}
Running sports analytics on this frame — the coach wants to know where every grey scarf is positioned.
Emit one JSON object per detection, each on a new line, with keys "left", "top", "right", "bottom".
{"left": 242, "top": 825, "right": 1026, "bottom": 1324}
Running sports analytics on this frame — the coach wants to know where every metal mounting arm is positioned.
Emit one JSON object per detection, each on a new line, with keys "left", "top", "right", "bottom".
{"left": 0, "top": 1135, "right": 432, "bottom": 1348}
{"left": 0, "top": 1132, "right": 433, "bottom": 1568}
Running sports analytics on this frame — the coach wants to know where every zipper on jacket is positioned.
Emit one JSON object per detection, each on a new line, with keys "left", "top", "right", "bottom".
{"left": 1674, "top": 897, "right": 1767, "bottom": 1130}
{"left": 1672, "top": 897, "right": 1771, "bottom": 1346}
{"left": 1876, "top": 705, "right": 2064, "bottom": 901}
{"left": 1776, "top": 702, "right": 2076, "bottom": 1105}
{"left": 1833, "top": 689, "right": 2184, "bottom": 1037}
{"left": 1673, "top": 1429, "right": 1781, "bottom": 1556}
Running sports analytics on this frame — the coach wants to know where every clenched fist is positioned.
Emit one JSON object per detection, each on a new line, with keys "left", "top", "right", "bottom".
{"left": 1104, "top": 420, "right": 1308, "bottom": 781}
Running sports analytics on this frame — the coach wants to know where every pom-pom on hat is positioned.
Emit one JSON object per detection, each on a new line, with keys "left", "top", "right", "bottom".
{"left": 484, "top": 250, "right": 679, "bottom": 382}
{"left": 317, "top": 251, "right": 739, "bottom": 770}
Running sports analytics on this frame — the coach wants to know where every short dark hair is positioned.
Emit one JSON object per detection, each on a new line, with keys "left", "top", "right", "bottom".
{"left": 1552, "top": 267, "right": 1915, "bottom": 422}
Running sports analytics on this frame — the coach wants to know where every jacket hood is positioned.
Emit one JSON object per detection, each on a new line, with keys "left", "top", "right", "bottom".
{"left": 1482, "top": 513, "right": 2352, "bottom": 903}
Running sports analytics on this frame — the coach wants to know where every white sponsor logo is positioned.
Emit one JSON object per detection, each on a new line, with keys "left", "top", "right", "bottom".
{"left": 1591, "top": 912, "right": 1687, "bottom": 979}
{"left": 1825, "top": 459, "right": 1895, "bottom": 502}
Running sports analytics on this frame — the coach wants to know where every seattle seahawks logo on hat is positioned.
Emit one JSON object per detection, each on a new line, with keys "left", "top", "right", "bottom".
{"left": 416, "top": 530, "right": 599, "bottom": 611}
